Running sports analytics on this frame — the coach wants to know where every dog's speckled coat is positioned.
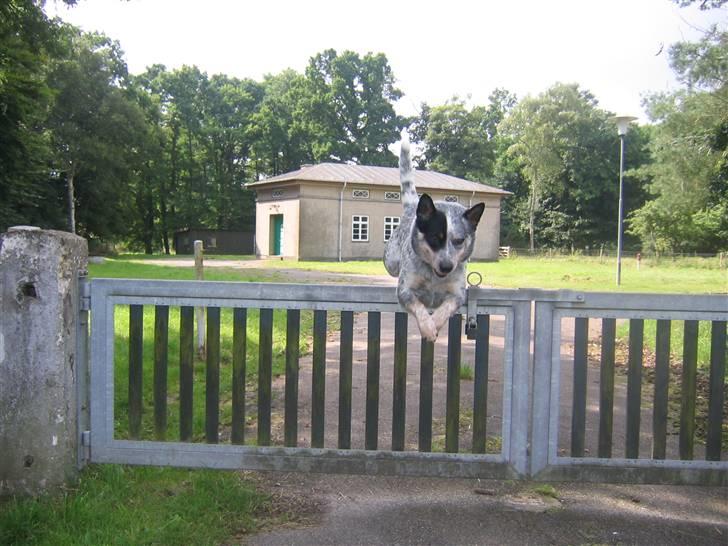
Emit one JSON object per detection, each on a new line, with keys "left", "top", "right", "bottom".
{"left": 384, "top": 134, "right": 484, "bottom": 341}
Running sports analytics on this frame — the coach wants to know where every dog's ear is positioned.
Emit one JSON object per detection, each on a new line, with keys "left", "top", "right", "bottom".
{"left": 463, "top": 202, "right": 485, "bottom": 229}
{"left": 416, "top": 194, "right": 436, "bottom": 221}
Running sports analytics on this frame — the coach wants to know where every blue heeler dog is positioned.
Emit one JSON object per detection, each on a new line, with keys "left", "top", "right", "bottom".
{"left": 384, "top": 133, "right": 485, "bottom": 341}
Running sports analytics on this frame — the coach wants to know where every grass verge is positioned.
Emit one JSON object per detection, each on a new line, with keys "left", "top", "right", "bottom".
{"left": 0, "top": 465, "right": 266, "bottom": 546}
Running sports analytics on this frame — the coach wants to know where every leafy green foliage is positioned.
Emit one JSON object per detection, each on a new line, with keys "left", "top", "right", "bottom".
{"left": 47, "top": 27, "right": 148, "bottom": 239}
{"left": 303, "top": 49, "right": 406, "bottom": 166}
{"left": 0, "top": 1, "right": 62, "bottom": 230}
{"left": 628, "top": 26, "right": 727, "bottom": 253}
{"left": 413, "top": 90, "right": 515, "bottom": 181}
{"left": 498, "top": 83, "right": 650, "bottom": 250}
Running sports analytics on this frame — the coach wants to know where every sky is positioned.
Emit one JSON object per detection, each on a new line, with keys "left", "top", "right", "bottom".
{"left": 46, "top": 0, "right": 726, "bottom": 123}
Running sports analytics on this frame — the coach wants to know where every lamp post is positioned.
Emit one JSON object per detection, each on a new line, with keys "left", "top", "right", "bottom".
{"left": 611, "top": 115, "right": 637, "bottom": 286}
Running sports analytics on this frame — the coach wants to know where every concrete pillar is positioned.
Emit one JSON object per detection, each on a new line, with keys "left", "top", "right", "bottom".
{"left": 0, "top": 227, "right": 88, "bottom": 496}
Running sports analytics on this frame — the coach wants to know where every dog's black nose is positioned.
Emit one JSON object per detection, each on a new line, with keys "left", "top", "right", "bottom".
{"left": 439, "top": 261, "right": 454, "bottom": 274}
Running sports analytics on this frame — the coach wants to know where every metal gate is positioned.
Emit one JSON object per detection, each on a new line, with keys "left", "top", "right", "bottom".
{"left": 79, "top": 278, "right": 727, "bottom": 485}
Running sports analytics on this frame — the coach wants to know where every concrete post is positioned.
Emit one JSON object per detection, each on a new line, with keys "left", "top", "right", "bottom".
{"left": 0, "top": 227, "right": 88, "bottom": 496}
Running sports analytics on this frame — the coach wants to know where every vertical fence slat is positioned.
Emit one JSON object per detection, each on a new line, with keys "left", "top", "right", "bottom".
{"left": 205, "top": 307, "right": 220, "bottom": 444}
{"left": 680, "top": 320, "right": 699, "bottom": 460}
{"left": 153, "top": 305, "right": 169, "bottom": 441}
{"left": 392, "top": 312, "right": 408, "bottom": 451}
{"left": 571, "top": 317, "right": 589, "bottom": 457}
{"left": 179, "top": 306, "right": 194, "bottom": 442}
{"left": 418, "top": 338, "right": 434, "bottom": 453}
{"left": 338, "top": 311, "right": 353, "bottom": 450}
{"left": 446, "top": 315, "right": 462, "bottom": 453}
{"left": 598, "top": 317, "right": 616, "bottom": 458}
{"left": 652, "top": 319, "right": 671, "bottom": 460}
{"left": 366, "top": 312, "right": 381, "bottom": 451}
{"left": 128, "top": 304, "right": 144, "bottom": 440}
{"left": 472, "top": 314, "right": 490, "bottom": 454}
{"left": 626, "top": 319, "right": 644, "bottom": 459}
{"left": 258, "top": 308, "right": 273, "bottom": 447}
{"left": 311, "top": 310, "right": 327, "bottom": 448}
{"left": 706, "top": 321, "right": 726, "bottom": 461}
{"left": 231, "top": 308, "right": 247, "bottom": 445}
{"left": 284, "top": 309, "right": 301, "bottom": 448}
{"left": 129, "top": 305, "right": 144, "bottom": 440}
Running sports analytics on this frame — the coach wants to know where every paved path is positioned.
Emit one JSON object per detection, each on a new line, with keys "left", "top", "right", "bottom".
{"left": 248, "top": 473, "right": 727, "bottom": 545}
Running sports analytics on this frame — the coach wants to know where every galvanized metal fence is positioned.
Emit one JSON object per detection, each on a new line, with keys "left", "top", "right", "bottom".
{"left": 80, "top": 278, "right": 727, "bottom": 485}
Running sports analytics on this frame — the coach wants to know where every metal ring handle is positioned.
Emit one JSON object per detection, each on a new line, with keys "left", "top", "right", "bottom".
{"left": 467, "top": 271, "right": 483, "bottom": 287}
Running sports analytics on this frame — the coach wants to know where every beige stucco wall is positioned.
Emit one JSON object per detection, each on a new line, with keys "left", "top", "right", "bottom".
{"left": 471, "top": 199, "right": 502, "bottom": 261}
{"left": 298, "top": 196, "right": 340, "bottom": 260}
{"left": 254, "top": 185, "right": 300, "bottom": 258}
{"left": 293, "top": 184, "right": 504, "bottom": 261}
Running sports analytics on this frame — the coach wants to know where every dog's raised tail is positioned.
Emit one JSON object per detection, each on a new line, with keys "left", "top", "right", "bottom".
{"left": 399, "top": 131, "right": 417, "bottom": 209}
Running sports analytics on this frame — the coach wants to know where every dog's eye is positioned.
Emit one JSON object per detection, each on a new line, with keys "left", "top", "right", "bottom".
{"left": 452, "top": 238, "right": 465, "bottom": 247}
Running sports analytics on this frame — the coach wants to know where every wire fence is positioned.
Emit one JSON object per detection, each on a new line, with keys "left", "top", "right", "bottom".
{"left": 498, "top": 246, "right": 727, "bottom": 267}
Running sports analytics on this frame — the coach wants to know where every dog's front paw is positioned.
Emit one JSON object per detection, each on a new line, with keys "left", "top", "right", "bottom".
{"left": 417, "top": 315, "right": 438, "bottom": 342}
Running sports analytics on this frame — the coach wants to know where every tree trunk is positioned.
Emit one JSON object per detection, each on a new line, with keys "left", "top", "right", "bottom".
{"left": 67, "top": 165, "right": 76, "bottom": 234}
{"left": 528, "top": 186, "right": 536, "bottom": 253}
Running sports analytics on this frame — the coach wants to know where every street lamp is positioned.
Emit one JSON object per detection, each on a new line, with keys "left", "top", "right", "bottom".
{"left": 610, "top": 114, "right": 637, "bottom": 286}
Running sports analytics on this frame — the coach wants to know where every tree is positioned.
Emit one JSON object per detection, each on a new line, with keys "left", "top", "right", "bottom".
{"left": 251, "top": 69, "right": 315, "bottom": 176}
{"left": 499, "top": 89, "right": 566, "bottom": 251}
{"left": 46, "top": 26, "right": 148, "bottom": 242}
{"left": 628, "top": 18, "right": 727, "bottom": 253}
{"left": 414, "top": 89, "right": 516, "bottom": 181}
{"left": 500, "top": 83, "right": 649, "bottom": 250}
{"left": 0, "top": 1, "right": 62, "bottom": 231}
{"left": 304, "top": 49, "right": 405, "bottom": 165}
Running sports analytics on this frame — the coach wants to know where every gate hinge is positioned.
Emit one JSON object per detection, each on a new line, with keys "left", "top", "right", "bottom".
{"left": 80, "top": 430, "right": 91, "bottom": 463}
{"left": 79, "top": 275, "right": 90, "bottom": 311}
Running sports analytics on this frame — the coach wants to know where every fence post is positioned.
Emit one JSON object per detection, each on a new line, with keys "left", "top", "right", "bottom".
{"left": 0, "top": 227, "right": 88, "bottom": 495}
{"left": 194, "top": 240, "right": 205, "bottom": 358}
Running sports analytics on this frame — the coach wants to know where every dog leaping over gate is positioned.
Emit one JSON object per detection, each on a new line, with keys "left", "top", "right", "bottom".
{"left": 384, "top": 133, "right": 485, "bottom": 341}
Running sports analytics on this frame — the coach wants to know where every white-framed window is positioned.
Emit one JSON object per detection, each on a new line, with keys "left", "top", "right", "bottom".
{"left": 444, "top": 194, "right": 459, "bottom": 203}
{"left": 384, "top": 216, "right": 400, "bottom": 241}
{"left": 352, "top": 189, "right": 370, "bottom": 199}
{"left": 271, "top": 189, "right": 284, "bottom": 198}
{"left": 352, "top": 215, "right": 369, "bottom": 241}
{"left": 384, "top": 191, "right": 400, "bottom": 201}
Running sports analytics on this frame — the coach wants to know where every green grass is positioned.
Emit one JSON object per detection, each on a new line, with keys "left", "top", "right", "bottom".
{"left": 100, "top": 253, "right": 727, "bottom": 294}
{"left": 0, "top": 465, "right": 266, "bottom": 546}
{"left": 89, "top": 258, "right": 286, "bottom": 282}
{"left": 460, "top": 364, "right": 474, "bottom": 381}
{"left": 533, "top": 484, "right": 559, "bottom": 499}
{"left": 616, "top": 319, "right": 717, "bottom": 371}
{"left": 469, "top": 255, "right": 726, "bottom": 294}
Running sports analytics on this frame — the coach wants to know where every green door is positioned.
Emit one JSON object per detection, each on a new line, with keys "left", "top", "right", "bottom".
{"left": 272, "top": 215, "right": 283, "bottom": 255}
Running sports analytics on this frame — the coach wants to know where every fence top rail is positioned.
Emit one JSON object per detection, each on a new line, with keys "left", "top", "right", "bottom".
{"left": 89, "top": 278, "right": 726, "bottom": 316}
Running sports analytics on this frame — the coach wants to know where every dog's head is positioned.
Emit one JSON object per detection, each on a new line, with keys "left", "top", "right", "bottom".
{"left": 413, "top": 194, "right": 485, "bottom": 278}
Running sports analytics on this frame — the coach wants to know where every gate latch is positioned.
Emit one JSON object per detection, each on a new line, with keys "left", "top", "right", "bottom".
{"left": 465, "top": 272, "right": 482, "bottom": 340}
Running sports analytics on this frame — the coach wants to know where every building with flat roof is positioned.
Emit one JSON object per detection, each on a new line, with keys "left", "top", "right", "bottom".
{"left": 247, "top": 163, "right": 510, "bottom": 261}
